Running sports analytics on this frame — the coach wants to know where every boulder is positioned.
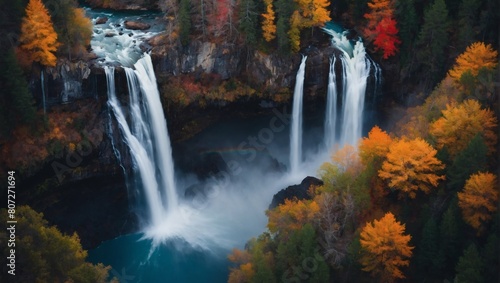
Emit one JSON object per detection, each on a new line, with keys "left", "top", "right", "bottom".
{"left": 269, "top": 176, "right": 324, "bottom": 209}
{"left": 95, "top": 17, "right": 108, "bottom": 25}
{"left": 124, "top": 20, "right": 151, "bottom": 30}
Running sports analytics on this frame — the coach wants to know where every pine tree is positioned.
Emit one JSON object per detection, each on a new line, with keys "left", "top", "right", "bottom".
{"left": 439, "top": 200, "right": 462, "bottom": 278}
{"left": 457, "top": 0, "right": 481, "bottom": 50}
{"left": 262, "top": 0, "right": 277, "bottom": 42}
{"left": 394, "top": 0, "right": 417, "bottom": 65}
{"left": 238, "top": 0, "right": 259, "bottom": 45}
{"left": 447, "top": 134, "right": 488, "bottom": 191}
{"left": 275, "top": 0, "right": 295, "bottom": 52}
{"left": 417, "top": 217, "right": 443, "bottom": 276}
{"left": 455, "top": 244, "right": 484, "bottom": 283}
{"left": 416, "top": 0, "right": 449, "bottom": 82}
{"left": 179, "top": 0, "right": 191, "bottom": 46}
{"left": 19, "top": 0, "right": 59, "bottom": 67}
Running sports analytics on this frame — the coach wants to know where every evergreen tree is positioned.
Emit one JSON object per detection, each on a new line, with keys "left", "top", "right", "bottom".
{"left": 439, "top": 200, "right": 462, "bottom": 278}
{"left": 482, "top": 233, "right": 499, "bottom": 282}
{"left": 457, "top": 0, "right": 481, "bottom": 51}
{"left": 416, "top": 217, "right": 443, "bottom": 276}
{"left": 447, "top": 134, "right": 487, "bottom": 191}
{"left": 395, "top": 0, "right": 418, "bottom": 65}
{"left": 275, "top": 0, "right": 294, "bottom": 52}
{"left": 179, "top": 0, "right": 191, "bottom": 46}
{"left": 0, "top": 50, "right": 36, "bottom": 137}
{"left": 238, "top": 0, "right": 259, "bottom": 45}
{"left": 416, "top": 0, "right": 449, "bottom": 83}
{"left": 455, "top": 244, "right": 484, "bottom": 283}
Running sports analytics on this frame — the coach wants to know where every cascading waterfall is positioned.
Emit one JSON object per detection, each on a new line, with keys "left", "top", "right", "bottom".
{"left": 339, "top": 42, "right": 371, "bottom": 146}
{"left": 105, "top": 66, "right": 165, "bottom": 226}
{"left": 324, "top": 57, "right": 337, "bottom": 150}
{"left": 323, "top": 24, "right": 373, "bottom": 147}
{"left": 290, "top": 56, "right": 307, "bottom": 174}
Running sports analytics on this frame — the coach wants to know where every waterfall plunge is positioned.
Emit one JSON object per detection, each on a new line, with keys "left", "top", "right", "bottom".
{"left": 290, "top": 56, "right": 307, "bottom": 174}
{"left": 105, "top": 54, "right": 178, "bottom": 226}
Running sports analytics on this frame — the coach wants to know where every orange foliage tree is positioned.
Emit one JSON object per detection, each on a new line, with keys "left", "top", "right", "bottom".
{"left": 448, "top": 42, "right": 498, "bottom": 82}
{"left": 266, "top": 198, "right": 320, "bottom": 236}
{"left": 359, "top": 125, "right": 393, "bottom": 165}
{"left": 430, "top": 99, "right": 498, "bottom": 157}
{"left": 457, "top": 172, "right": 498, "bottom": 234}
{"left": 228, "top": 249, "right": 255, "bottom": 283}
{"left": 261, "top": 0, "right": 276, "bottom": 42}
{"left": 378, "top": 138, "right": 445, "bottom": 199}
{"left": 359, "top": 212, "right": 413, "bottom": 282}
{"left": 19, "top": 0, "right": 59, "bottom": 67}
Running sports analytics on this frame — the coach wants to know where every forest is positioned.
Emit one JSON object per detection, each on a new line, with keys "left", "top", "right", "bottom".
{"left": 0, "top": 0, "right": 498, "bottom": 282}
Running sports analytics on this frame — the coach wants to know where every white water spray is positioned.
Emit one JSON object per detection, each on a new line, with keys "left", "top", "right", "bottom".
{"left": 290, "top": 56, "right": 307, "bottom": 174}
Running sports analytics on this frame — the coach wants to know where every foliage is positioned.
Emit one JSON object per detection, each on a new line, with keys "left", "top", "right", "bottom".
{"left": 0, "top": 206, "right": 110, "bottom": 282}
{"left": 416, "top": 0, "right": 449, "bottom": 80}
{"left": 359, "top": 125, "right": 392, "bottom": 165}
{"left": 238, "top": 0, "right": 259, "bottom": 45}
{"left": 394, "top": 0, "right": 417, "bottom": 64}
{"left": 363, "top": 0, "right": 400, "bottom": 58}
{"left": 179, "top": 0, "right": 191, "bottom": 45}
{"left": 458, "top": 172, "right": 498, "bottom": 234}
{"left": 19, "top": 0, "right": 59, "bottom": 67}
{"left": 455, "top": 244, "right": 484, "bottom": 283}
{"left": 359, "top": 212, "right": 413, "bottom": 282}
{"left": 378, "top": 138, "right": 445, "bottom": 199}
{"left": 261, "top": 0, "right": 276, "bottom": 42}
{"left": 287, "top": 0, "right": 331, "bottom": 52}
{"left": 416, "top": 217, "right": 444, "bottom": 276}
{"left": 429, "top": 99, "right": 498, "bottom": 157}
{"left": 448, "top": 42, "right": 498, "bottom": 82}
{"left": 447, "top": 134, "right": 488, "bottom": 190}
{"left": 266, "top": 198, "right": 320, "bottom": 236}
{"left": 0, "top": 50, "right": 36, "bottom": 138}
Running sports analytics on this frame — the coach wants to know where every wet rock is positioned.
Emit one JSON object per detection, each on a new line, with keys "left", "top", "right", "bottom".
{"left": 95, "top": 17, "right": 108, "bottom": 25}
{"left": 105, "top": 32, "right": 116, "bottom": 37}
{"left": 124, "top": 20, "right": 151, "bottom": 30}
{"left": 269, "top": 176, "right": 324, "bottom": 209}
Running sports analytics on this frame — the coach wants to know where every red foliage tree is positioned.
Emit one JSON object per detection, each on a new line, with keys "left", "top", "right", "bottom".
{"left": 373, "top": 17, "right": 401, "bottom": 59}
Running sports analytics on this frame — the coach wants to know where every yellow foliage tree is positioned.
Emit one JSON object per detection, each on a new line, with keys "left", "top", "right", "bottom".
{"left": 288, "top": 0, "right": 331, "bottom": 52}
{"left": 359, "top": 212, "right": 413, "bottom": 282}
{"left": 19, "top": 0, "right": 59, "bottom": 67}
{"left": 378, "top": 138, "right": 445, "bottom": 199}
{"left": 430, "top": 99, "right": 498, "bottom": 157}
{"left": 359, "top": 125, "right": 393, "bottom": 165}
{"left": 458, "top": 172, "right": 498, "bottom": 234}
{"left": 266, "top": 198, "right": 320, "bottom": 235}
{"left": 261, "top": 0, "right": 276, "bottom": 42}
{"left": 448, "top": 42, "right": 498, "bottom": 82}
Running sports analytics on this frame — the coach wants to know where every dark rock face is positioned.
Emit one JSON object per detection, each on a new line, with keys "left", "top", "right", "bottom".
{"left": 124, "top": 20, "right": 151, "bottom": 30}
{"left": 269, "top": 176, "right": 324, "bottom": 209}
{"left": 85, "top": 0, "right": 158, "bottom": 10}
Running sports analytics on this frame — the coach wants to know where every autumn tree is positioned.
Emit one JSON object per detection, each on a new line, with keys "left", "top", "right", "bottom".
{"left": 429, "top": 99, "right": 498, "bottom": 157}
{"left": 378, "top": 138, "right": 445, "bottom": 199}
{"left": 457, "top": 172, "right": 498, "bottom": 234}
{"left": 19, "top": 0, "right": 59, "bottom": 67}
{"left": 261, "top": 0, "right": 276, "bottom": 42}
{"left": 359, "top": 125, "right": 393, "bottom": 165}
{"left": 363, "top": 0, "right": 400, "bottom": 58}
{"left": 359, "top": 212, "right": 413, "bottom": 282}
{"left": 266, "top": 198, "right": 320, "bottom": 236}
{"left": 448, "top": 42, "right": 498, "bottom": 82}
{"left": 0, "top": 206, "right": 110, "bottom": 282}
{"left": 288, "top": 0, "right": 331, "bottom": 52}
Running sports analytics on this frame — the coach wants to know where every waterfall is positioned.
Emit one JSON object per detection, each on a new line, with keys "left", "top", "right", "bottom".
{"left": 324, "top": 57, "right": 337, "bottom": 150}
{"left": 133, "top": 54, "right": 178, "bottom": 213}
{"left": 105, "top": 66, "right": 164, "bottom": 226}
{"left": 323, "top": 25, "right": 372, "bottom": 147}
{"left": 105, "top": 54, "right": 178, "bottom": 225}
{"left": 339, "top": 42, "right": 371, "bottom": 146}
{"left": 290, "top": 56, "right": 307, "bottom": 174}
